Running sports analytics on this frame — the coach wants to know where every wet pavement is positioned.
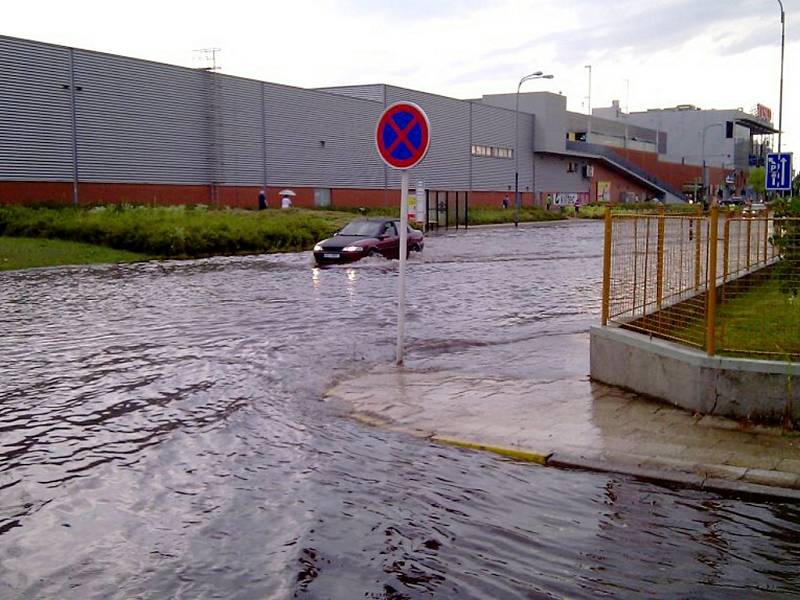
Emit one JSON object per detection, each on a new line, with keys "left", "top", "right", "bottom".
{"left": 2, "top": 220, "right": 800, "bottom": 598}
{"left": 326, "top": 365, "right": 800, "bottom": 499}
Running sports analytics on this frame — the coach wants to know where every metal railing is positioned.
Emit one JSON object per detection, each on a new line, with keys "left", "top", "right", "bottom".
{"left": 601, "top": 206, "right": 799, "bottom": 361}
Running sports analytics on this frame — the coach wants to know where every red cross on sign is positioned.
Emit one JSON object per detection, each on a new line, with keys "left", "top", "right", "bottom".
{"left": 375, "top": 102, "right": 430, "bottom": 170}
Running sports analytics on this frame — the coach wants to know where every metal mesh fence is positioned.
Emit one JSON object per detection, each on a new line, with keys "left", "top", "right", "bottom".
{"left": 602, "top": 207, "right": 799, "bottom": 361}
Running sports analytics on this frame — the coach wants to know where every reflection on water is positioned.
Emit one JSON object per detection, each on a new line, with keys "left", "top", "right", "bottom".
{"left": 1, "top": 221, "right": 799, "bottom": 598}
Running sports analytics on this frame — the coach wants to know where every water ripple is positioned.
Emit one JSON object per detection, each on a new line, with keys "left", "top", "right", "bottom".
{"left": 1, "top": 221, "right": 798, "bottom": 598}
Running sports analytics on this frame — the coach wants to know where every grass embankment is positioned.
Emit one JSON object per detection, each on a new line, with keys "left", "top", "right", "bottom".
{"left": 0, "top": 205, "right": 354, "bottom": 267}
{"left": 574, "top": 202, "right": 700, "bottom": 219}
{"left": 716, "top": 279, "right": 800, "bottom": 358}
{"left": 310, "top": 204, "right": 563, "bottom": 225}
{"left": 466, "top": 206, "right": 562, "bottom": 225}
{"left": 0, "top": 237, "right": 148, "bottom": 271}
{"left": 676, "top": 278, "right": 800, "bottom": 360}
{"left": 0, "top": 203, "right": 564, "bottom": 270}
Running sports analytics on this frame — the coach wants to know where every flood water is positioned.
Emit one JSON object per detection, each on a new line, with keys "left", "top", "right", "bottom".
{"left": 1, "top": 220, "right": 799, "bottom": 599}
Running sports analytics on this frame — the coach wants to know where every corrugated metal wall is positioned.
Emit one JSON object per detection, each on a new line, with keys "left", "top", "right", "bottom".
{"left": 218, "top": 75, "right": 262, "bottom": 185}
{"left": 72, "top": 49, "right": 211, "bottom": 184}
{"left": 262, "top": 82, "right": 385, "bottom": 188}
{"left": 0, "top": 37, "right": 74, "bottom": 181}
{"left": 469, "top": 102, "right": 533, "bottom": 192}
{"left": 314, "top": 85, "right": 386, "bottom": 104}
{"left": 0, "top": 35, "right": 539, "bottom": 198}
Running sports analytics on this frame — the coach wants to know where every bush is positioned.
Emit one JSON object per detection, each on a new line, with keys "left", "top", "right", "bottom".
{"left": 772, "top": 196, "right": 800, "bottom": 296}
{"left": 467, "top": 206, "right": 561, "bottom": 225}
{"left": 0, "top": 205, "right": 346, "bottom": 258}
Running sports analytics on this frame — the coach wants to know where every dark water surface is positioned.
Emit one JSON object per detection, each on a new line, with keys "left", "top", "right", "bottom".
{"left": 1, "top": 221, "right": 798, "bottom": 599}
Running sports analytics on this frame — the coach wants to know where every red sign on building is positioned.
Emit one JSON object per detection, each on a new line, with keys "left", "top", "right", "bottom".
{"left": 754, "top": 104, "right": 773, "bottom": 123}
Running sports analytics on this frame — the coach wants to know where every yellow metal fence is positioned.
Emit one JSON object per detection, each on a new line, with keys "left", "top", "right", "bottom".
{"left": 601, "top": 206, "right": 799, "bottom": 361}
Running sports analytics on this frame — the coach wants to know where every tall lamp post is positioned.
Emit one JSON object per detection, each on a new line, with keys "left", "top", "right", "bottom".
{"left": 777, "top": 0, "right": 785, "bottom": 152}
{"left": 702, "top": 122, "right": 723, "bottom": 203}
{"left": 514, "top": 71, "right": 554, "bottom": 226}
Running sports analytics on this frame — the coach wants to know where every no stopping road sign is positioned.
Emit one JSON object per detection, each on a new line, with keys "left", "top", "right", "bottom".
{"left": 375, "top": 102, "right": 430, "bottom": 170}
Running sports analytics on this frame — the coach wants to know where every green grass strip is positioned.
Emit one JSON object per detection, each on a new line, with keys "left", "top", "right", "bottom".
{"left": 0, "top": 236, "right": 148, "bottom": 271}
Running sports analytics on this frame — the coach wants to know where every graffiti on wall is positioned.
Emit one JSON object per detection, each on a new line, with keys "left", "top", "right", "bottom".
{"left": 597, "top": 181, "right": 611, "bottom": 203}
{"left": 549, "top": 192, "right": 590, "bottom": 206}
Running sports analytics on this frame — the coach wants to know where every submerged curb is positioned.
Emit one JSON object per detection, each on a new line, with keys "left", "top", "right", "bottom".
{"left": 432, "top": 437, "right": 551, "bottom": 465}
{"left": 427, "top": 437, "right": 800, "bottom": 503}
{"left": 349, "top": 410, "right": 800, "bottom": 502}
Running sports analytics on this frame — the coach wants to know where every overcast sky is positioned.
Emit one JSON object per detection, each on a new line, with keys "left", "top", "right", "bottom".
{"left": 4, "top": 0, "right": 799, "bottom": 154}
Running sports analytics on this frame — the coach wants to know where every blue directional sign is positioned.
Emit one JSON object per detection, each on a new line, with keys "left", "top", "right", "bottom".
{"left": 766, "top": 152, "right": 792, "bottom": 191}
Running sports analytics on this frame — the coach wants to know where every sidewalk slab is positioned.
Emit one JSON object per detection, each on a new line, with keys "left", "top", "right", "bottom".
{"left": 325, "top": 366, "right": 800, "bottom": 500}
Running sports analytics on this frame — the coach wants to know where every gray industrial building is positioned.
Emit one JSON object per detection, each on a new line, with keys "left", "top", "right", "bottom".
{"left": 593, "top": 101, "right": 776, "bottom": 173}
{"left": 1, "top": 34, "right": 676, "bottom": 209}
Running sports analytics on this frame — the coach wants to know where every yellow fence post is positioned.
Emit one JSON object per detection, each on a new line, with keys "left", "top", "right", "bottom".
{"left": 706, "top": 205, "right": 719, "bottom": 356}
{"left": 601, "top": 206, "right": 612, "bottom": 326}
{"left": 694, "top": 204, "right": 703, "bottom": 290}
{"left": 656, "top": 204, "right": 665, "bottom": 309}
{"left": 746, "top": 209, "right": 752, "bottom": 269}
{"left": 722, "top": 214, "right": 730, "bottom": 284}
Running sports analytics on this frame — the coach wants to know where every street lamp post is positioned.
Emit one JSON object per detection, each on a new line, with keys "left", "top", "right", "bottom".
{"left": 702, "top": 122, "right": 724, "bottom": 203}
{"left": 514, "top": 71, "right": 554, "bottom": 226}
{"left": 777, "top": 0, "right": 785, "bottom": 152}
{"left": 585, "top": 65, "right": 592, "bottom": 140}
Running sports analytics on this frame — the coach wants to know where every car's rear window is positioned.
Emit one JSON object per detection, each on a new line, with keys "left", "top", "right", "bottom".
{"left": 339, "top": 221, "right": 384, "bottom": 236}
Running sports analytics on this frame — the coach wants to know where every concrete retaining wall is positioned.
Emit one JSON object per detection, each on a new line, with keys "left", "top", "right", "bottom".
{"left": 590, "top": 326, "right": 799, "bottom": 426}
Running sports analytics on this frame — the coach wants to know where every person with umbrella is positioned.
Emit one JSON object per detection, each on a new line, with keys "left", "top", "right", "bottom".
{"left": 280, "top": 189, "right": 295, "bottom": 209}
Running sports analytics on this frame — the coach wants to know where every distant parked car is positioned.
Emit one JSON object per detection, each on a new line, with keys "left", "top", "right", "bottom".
{"left": 720, "top": 196, "right": 745, "bottom": 207}
{"left": 313, "top": 218, "right": 424, "bottom": 266}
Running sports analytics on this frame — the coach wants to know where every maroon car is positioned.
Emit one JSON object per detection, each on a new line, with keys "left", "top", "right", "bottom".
{"left": 313, "top": 218, "right": 424, "bottom": 266}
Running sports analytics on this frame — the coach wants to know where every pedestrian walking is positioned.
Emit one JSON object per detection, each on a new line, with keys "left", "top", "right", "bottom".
{"left": 502, "top": 194, "right": 509, "bottom": 209}
{"left": 281, "top": 194, "right": 293, "bottom": 209}
{"left": 258, "top": 189, "right": 267, "bottom": 210}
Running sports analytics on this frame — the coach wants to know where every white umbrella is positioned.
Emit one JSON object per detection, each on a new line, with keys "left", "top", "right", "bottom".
{"left": 278, "top": 189, "right": 296, "bottom": 197}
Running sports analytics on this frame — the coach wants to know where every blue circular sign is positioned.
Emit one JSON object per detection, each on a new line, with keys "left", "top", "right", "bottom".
{"left": 375, "top": 102, "right": 430, "bottom": 169}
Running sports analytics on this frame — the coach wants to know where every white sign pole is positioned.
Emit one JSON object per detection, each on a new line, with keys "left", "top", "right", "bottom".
{"left": 397, "top": 170, "right": 409, "bottom": 365}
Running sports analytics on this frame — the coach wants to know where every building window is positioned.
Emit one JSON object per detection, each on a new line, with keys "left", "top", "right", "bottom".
{"left": 567, "top": 161, "right": 578, "bottom": 173}
{"left": 471, "top": 144, "right": 513, "bottom": 159}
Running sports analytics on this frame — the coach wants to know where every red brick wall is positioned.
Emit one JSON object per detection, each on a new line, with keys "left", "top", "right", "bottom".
{"left": 331, "top": 188, "right": 399, "bottom": 208}
{"left": 610, "top": 147, "right": 732, "bottom": 191}
{"left": 0, "top": 181, "right": 74, "bottom": 205}
{"left": 469, "top": 191, "right": 533, "bottom": 207}
{"left": 0, "top": 181, "right": 543, "bottom": 211}
{"left": 80, "top": 183, "right": 209, "bottom": 205}
{"left": 591, "top": 163, "right": 654, "bottom": 203}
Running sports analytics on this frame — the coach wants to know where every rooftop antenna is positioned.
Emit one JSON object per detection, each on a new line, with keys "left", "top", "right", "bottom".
{"left": 625, "top": 78, "right": 630, "bottom": 114}
{"left": 193, "top": 47, "right": 221, "bottom": 71}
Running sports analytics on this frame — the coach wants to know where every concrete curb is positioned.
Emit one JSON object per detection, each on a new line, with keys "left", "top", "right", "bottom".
{"left": 343, "top": 396, "right": 800, "bottom": 502}
{"left": 432, "top": 436, "right": 551, "bottom": 465}
{"left": 364, "top": 422, "right": 800, "bottom": 502}
{"left": 547, "top": 452, "right": 800, "bottom": 503}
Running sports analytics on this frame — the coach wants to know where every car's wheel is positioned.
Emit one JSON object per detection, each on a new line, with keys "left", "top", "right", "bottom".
{"left": 368, "top": 249, "right": 380, "bottom": 258}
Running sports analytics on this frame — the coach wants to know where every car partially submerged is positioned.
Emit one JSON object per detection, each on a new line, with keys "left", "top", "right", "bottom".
{"left": 313, "top": 218, "right": 424, "bottom": 266}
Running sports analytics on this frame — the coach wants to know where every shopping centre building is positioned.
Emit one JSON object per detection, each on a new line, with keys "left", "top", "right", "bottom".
{"left": 0, "top": 34, "right": 778, "bottom": 210}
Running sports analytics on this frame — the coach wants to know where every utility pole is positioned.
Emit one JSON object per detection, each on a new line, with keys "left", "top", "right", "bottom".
{"left": 777, "top": 0, "right": 785, "bottom": 152}
{"left": 585, "top": 65, "right": 592, "bottom": 141}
